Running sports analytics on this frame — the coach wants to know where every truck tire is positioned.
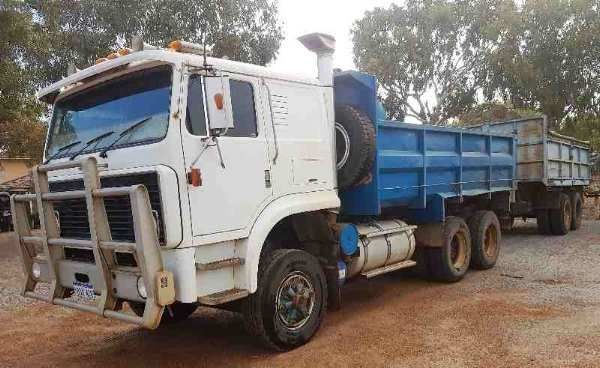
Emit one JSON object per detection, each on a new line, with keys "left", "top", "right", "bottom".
{"left": 334, "top": 105, "right": 376, "bottom": 189}
{"left": 243, "top": 249, "right": 327, "bottom": 351}
{"left": 569, "top": 192, "right": 583, "bottom": 230}
{"left": 536, "top": 210, "right": 552, "bottom": 235}
{"left": 129, "top": 301, "right": 198, "bottom": 323}
{"left": 549, "top": 193, "right": 572, "bottom": 235}
{"left": 468, "top": 211, "right": 501, "bottom": 270}
{"left": 425, "top": 217, "right": 471, "bottom": 282}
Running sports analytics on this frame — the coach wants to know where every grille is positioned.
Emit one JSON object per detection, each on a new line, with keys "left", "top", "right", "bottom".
{"left": 49, "top": 173, "right": 164, "bottom": 243}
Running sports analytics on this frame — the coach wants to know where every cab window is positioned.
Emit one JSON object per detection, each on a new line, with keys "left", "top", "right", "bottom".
{"left": 186, "top": 74, "right": 207, "bottom": 136}
{"left": 226, "top": 80, "right": 257, "bottom": 137}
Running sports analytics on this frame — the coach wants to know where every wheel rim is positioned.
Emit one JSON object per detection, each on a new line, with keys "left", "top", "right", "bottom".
{"left": 563, "top": 200, "right": 572, "bottom": 227}
{"left": 335, "top": 122, "right": 351, "bottom": 170}
{"left": 483, "top": 225, "right": 498, "bottom": 258}
{"left": 275, "top": 271, "right": 316, "bottom": 330}
{"left": 449, "top": 232, "right": 468, "bottom": 270}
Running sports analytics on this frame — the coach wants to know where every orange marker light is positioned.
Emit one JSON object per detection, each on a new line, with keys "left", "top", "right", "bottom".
{"left": 187, "top": 168, "right": 202, "bottom": 187}
{"left": 168, "top": 40, "right": 183, "bottom": 51}
{"left": 214, "top": 93, "right": 224, "bottom": 110}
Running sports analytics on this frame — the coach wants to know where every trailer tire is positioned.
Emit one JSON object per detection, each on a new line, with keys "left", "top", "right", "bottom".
{"left": 536, "top": 210, "right": 552, "bottom": 235}
{"left": 335, "top": 105, "right": 376, "bottom": 189}
{"left": 468, "top": 211, "right": 501, "bottom": 270}
{"left": 129, "top": 301, "right": 198, "bottom": 323}
{"left": 426, "top": 217, "right": 471, "bottom": 282}
{"left": 569, "top": 192, "right": 583, "bottom": 230}
{"left": 242, "top": 249, "right": 327, "bottom": 351}
{"left": 549, "top": 193, "right": 572, "bottom": 235}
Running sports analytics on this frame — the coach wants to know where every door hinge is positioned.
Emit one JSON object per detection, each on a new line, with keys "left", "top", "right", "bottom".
{"left": 264, "top": 170, "right": 272, "bottom": 188}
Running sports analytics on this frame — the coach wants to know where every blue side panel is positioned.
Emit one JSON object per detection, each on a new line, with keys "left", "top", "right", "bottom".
{"left": 334, "top": 71, "right": 517, "bottom": 223}
{"left": 334, "top": 71, "right": 381, "bottom": 215}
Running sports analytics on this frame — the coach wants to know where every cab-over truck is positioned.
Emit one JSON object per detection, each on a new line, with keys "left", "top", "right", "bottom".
{"left": 9, "top": 33, "right": 587, "bottom": 350}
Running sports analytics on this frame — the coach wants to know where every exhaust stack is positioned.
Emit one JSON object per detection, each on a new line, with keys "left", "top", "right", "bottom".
{"left": 298, "top": 33, "right": 336, "bottom": 85}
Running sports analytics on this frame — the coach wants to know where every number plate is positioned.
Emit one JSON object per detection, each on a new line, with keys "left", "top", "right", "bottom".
{"left": 73, "top": 281, "right": 95, "bottom": 300}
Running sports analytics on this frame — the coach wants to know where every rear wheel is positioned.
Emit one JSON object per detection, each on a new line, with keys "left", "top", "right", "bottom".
{"left": 536, "top": 210, "right": 552, "bottom": 235}
{"left": 243, "top": 249, "right": 327, "bottom": 350}
{"left": 549, "top": 193, "right": 572, "bottom": 235}
{"left": 569, "top": 192, "right": 583, "bottom": 230}
{"left": 468, "top": 211, "right": 501, "bottom": 270}
{"left": 426, "top": 217, "right": 471, "bottom": 282}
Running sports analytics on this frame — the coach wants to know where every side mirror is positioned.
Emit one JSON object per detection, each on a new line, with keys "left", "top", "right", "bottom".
{"left": 204, "top": 76, "right": 234, "bottom": 132}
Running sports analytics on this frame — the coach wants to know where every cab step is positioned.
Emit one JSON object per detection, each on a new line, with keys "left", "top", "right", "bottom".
{"left": 198, "top": 288, "right": 249, "bottom": 306}
{"left": 196, "top": 257, "right": 244, "bottom": 271}
{"left": 361, "top": 260, "right": 417, "bottom": 279}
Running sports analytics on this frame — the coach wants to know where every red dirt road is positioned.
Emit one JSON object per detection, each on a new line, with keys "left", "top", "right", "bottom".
{"left": 1, "top": 220, "right": 600, "bottom": 367}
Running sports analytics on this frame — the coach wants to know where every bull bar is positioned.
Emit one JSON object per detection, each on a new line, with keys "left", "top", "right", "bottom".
{"left": 10, "top": 157, "right": 174, "bottom": 329}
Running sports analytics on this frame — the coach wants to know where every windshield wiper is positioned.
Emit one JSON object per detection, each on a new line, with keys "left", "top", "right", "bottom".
{"left": 44, "top": 140, "right": 82, "bottom": 164}
{"left": 99, "top": 116, "right": 152, "bottom": 158}
{"left": 69, "top": 131, "right": 115, "bottom": 161}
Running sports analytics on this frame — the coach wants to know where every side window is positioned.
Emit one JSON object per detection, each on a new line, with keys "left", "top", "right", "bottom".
{"left": 226, "top": 80, "right": 257, "bottom": 137}
{"left": 186, "top": 75, "right": 207, "bottom": 136}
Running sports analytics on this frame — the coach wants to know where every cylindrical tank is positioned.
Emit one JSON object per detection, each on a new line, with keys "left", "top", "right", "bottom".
{"left": 346, "top": 220, "right": 416, "bottom": 279}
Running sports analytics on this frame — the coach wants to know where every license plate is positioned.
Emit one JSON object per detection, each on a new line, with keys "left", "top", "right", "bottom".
{"left": 73, "top": 281, "right": 95, "bottom": 300}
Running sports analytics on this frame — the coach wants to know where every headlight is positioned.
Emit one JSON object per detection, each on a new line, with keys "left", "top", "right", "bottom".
{"left": 32, "top": 263, "right": 41, "bottom": 279}
{"left": 137, "top": 276, "right": 147, "bottom": 299}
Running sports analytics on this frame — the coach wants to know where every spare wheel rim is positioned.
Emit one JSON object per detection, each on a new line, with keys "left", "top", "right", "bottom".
{"left": 335, "top": 122, "right": 351, "bottom": 170}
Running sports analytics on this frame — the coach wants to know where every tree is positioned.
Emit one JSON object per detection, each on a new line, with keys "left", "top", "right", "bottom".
{"left": 0, "top": 0, "right": 283, "bottom": 162}
{"left": 352, "top": 0, "right": 600, "bottom": 129}
{"left": 352, "top": 1, "right": 482, "bottom": 124}
{"left": 479, "top": 0, "right": 600, "bottom": 128}
{"left": 0, "top": 1, "right": 48, "bottom": 162}
{"left": 456, "top": 102, "right": 538, "bottom": 126}
{"left": 32, "top": 0, "right": 284, "bottom": 87}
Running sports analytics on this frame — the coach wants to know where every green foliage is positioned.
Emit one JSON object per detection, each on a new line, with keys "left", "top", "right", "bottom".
{"left": 352, "top": 0, "right": 600, "bottom": 131}
{"left": 352, "top": 1, "right": 479, "bottom": 124}
{"left": 456, "top": 102, "right": 539, "bottom": 126}
{"left": 0, "top": 0, "right": 283, "bottom": 162}
{"left": 559, "top": 115, "right": 600, "bottom": 152}
{"left": 479, "top": 0, "right": 600, "bottom": 128}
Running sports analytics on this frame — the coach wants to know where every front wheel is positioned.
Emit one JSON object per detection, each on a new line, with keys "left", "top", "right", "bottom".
{"left": 243, "top": 249, "right": 327, "bottom": 351}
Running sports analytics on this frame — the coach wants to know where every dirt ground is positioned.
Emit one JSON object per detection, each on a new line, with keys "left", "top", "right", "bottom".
{"left": 1, "top": 216, "right": 600, "bottom": 367}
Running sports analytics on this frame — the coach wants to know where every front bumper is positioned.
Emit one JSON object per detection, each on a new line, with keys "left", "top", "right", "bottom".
{"left": 11, "top": 157, "right": 175, "bottom": 329}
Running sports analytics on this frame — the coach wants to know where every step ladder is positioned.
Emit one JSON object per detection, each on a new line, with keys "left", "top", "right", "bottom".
{"left": 10, "top": 157, "right": 174, "bottom": 329}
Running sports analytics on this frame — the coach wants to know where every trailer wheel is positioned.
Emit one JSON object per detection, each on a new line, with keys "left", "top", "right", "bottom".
{"left": 243, "top": 249, "right": 327, "bottom": 351}
{"left": 129, "top": 301, "right": 198, "bottom": 323}
{"left": 426, "top": 217, "right": 471, "bottom": 282}
{"left": 549, "top": 193, "right": 572, "bottom": 235}
{"left": 468, "top": 211, "right": 501, "bottom": 270}
{"left": 536, "top": 210, "right": 552, "bottom": 235}
{"left": 569, "top": 192, "right": 583, "bottom": 230}
{"left": 334, "top": 105, "right": 376, "bottom": 189}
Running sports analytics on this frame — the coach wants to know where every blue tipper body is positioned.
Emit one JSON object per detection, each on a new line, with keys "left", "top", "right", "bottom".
{"left": 334, "top": 71, "right": 517, "bottom": 223}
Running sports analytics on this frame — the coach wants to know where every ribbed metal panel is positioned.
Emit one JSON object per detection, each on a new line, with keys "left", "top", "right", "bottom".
{"left": 49, "top": 173, "right": 163, "bottom": 244}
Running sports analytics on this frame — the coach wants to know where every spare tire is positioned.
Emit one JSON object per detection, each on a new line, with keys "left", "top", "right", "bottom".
{"left": 334, "top": 105, "right": 376, "bottom": 189}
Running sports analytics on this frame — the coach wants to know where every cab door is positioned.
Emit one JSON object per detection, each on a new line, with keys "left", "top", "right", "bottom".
{"left": 181, "top": 71, "right": 272, "bottom": 237}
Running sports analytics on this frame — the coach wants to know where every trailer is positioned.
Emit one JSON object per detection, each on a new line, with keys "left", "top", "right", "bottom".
{"left": 468, "top": 117, "right": 591, "bottom": 235}
{"left": 10, "top": 33, "right": 518, "bottom": 351}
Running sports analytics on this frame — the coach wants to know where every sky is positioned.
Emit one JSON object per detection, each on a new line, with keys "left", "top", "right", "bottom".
{"left": 269, "top": 0, "right": 402, "bottom": 78}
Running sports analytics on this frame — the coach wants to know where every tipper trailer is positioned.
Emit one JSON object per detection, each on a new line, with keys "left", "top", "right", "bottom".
{"left": 469, "top": 117, "right": 591, "bottom": 235}
{"left": 8, "top": 33, "right": 586, "bottom": 350}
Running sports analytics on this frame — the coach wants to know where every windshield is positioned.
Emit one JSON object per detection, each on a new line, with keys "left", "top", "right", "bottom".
{"left": 46, "top": 65, "right": 173, "bottom": 159}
